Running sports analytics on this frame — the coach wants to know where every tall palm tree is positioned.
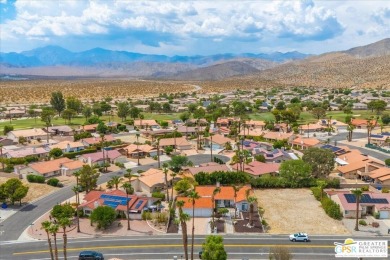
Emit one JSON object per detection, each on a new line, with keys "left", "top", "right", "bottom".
{"left": 366, "top": 117, "right": 376, "bottom": 145}
{"left": 232, "top": 185, "right": 243, "bottom": 219}
{"left": 71, "top": 186, "right": 81, "bottom": 233}
{"left": 41, "top": 221, "right": 54, "bottom": 260}
{"left": 352, "top": 188, "right": 363, "bottom": 231}
{"left": 58, "top": 218, "right": 71, "bottom": 260}
{"left": 176, "top": 200, "right": 189, "bottom": 260}
{"left": 170, "top": 171, "right": 178, "bottom": 202}
{"left": 188, "top": 190, "right": 200, "bottom": 260}
{"left": 122, "top": 182, "right": 133, "bottom": 230}
{"left": 110, "top": 176, "right": 122, "bottom": 190}
{"left": 136, "top": 133, "right": 140, "bottom": 166}
{"left": 124, "top": 169, "right": 133, "bottom": 182}
{"left": 211, "top": 187, "right": 221, "bottom": 229}
{"left": 246, "top": 189, "right": 257, "bottom": 226}
{"left": 210, "top": 133, "right": 214, "bottom": 162}
{"left": 0, "top": 144, "right": 4, "bottom": 171}
{"left": 347, "top": 123, "right": 355, "bottom": 142}
{"left": 162, "top": 163, "right": 170, "bottom": 202}
{"left": 49, "top": 223, "right": 59, "bottom": 260}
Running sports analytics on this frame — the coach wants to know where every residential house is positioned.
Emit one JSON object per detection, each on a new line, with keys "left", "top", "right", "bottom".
{"left": 131, "top": 168, "right": 173, "bottom": 193}
{"left": 79, "top": 149, "right": 127, "bottom": 166}
{"left": 4, "top": 147, "right": 48, "bottom": 159}
{"left": 252, "top": 148, "right": 294, "bottom": 163}
{"left": 353, "top": 103, "right": 368, "bottom": 110}
{"left": 81, "top": 134, "right": 116, "bottom": 147}
{"left": 369, "top": 167, "right": 390, "bottom": 185}
{"left": 231, "top": 161, "right": 280, "bottom": 177}
{"left": 177, "top": 186, "right": 254, "bottom": 217}
{"left": 245, "top": 120, "right": 266, "bottom": 130}
{"left": 330, "top": 191, "right": 390, "bottom": 219}
{"left": 351, "top": 119, "right": 377, "bottom": 129}
{"left": 289, "top": 137, "right": 320, "bottom": 150}
{"left": 134, "top": 119, "right": 160, "bottom": 129}
{"left": 263, "top": 131, "right": 293, "bottom": 142}
{"left": 80, "top": 124, "right": 98, "bottom": 133}
{"left": 370, "top": 134, "right": 389, "bottom": 147}
{"left": 0, "top": 137, "right": 14, "bottom": 146}
{"left": 159, "top": 137, "right": 192, "bottom": 151}
{"left": 176, "top": 126, "right": 197, "bottom": 137}
{"left": 239, "top": 128, "right": 265, "bottom": 137}
{"left": 50, "top": 141, "right": 85, "bottom": 153}
{"left": 45, "top": 125, "right": 73, "bottom": 136}
{"left": 204, "top": 134, "right": 234, "bottom": 150}
{"left": 79, "top": 190, "right": 156, "bottom": 219}
{"left": 19, "top": 157, "right": 84, "bottom": 178}
{"left": 120, "top": 144, "right": 159, "bottom": 158}
{"left": 7, "top": 128, "right": 47, "bottom": 143}
{"left": 185, "top": 162, "right": 230, "bottom": 175}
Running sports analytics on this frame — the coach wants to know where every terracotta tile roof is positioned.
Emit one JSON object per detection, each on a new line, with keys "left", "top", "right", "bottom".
{"left": 79, "top": 149, "right": 122, "bottom": 163}
{"left": 263, "top": 131, "right": 293, "bottom": 141}
{"left": 239, "top": 128, "right": 265, "bottom": 137}
{"left": 290, "top": 137, "right": 320, "bottom": 147}
{"left": 136, "top": 168, "right": 172, "bottom": 188}
{"left": 134, "top": 119, "right": 159, "bottom": 126}
{"left": 369, "top": 167, "right": 390, "bottom": 179}
{"left": 82, "top": 124, "right": 98, "bottom": 131}
{"left": 62, "top": 160, "right": 85, "bottom": 170}
{"left": 6, "top": 147, "right": 48, "bottom": 158}
{"left": 9, "top": 128, "right": 47, "bottom": 137}
{"left": 187, "top": 164, "right": 230, "bottom": 175}
{"left": 123, "top": 144, "right": 156, "bottom": 153}
{"left": 29, "top": 158, "right": 72, "bottom": 175}
{"left": 337, "top": 160, "right": 368, "bottom": 174}
{"left": 159, "top": 137, "right": 191, "bottom": 147}
{"left": 337, "top": 149, "right": 368, "bottom": 164}
{"left": 351, "top": 119, "right": 377, "bottom": 127}
{"left": 205, "top": 134, "right": 233, "bottom": 145}
{"left": 177, "top": 197, "right": 213, "bottom": 209}
{"left": 245, "top": 120, "right": 266, "bottom": 127}
{"left": 231, "top": 161, "right": 280, "bottom": 176}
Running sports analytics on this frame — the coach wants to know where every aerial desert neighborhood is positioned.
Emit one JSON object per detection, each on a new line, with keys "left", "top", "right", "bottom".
{"left": 0, "top": 1, "right": 390, "bottom": 260}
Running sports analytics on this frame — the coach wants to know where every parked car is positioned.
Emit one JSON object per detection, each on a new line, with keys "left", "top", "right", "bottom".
{"left": 289, "top": 233, "right": 310, "bottom": 242}
{"left": 78, "top": 251, "right": 104, "bottom": 260}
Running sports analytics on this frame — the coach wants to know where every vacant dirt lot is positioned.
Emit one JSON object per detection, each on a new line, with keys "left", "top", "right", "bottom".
{"left": 0, "top": 176, "right": 59, "bottom": 204}
{"left": 254, "top": 189, "right": 350, "bottom": 235}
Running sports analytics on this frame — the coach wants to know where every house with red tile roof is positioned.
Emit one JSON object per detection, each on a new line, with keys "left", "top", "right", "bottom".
{"left": 4, "top": 147, "right": 49, "bottom": 159}
{"left": 50, "top": 141, "right": 85, "bottom": 153}
{"left": 177, "top": 185, "right": 254, "bottom": 217}
{"left": 231, "top": 161, "right": 280, "bottom": 177}
{"left": 78, "top": 149, "right": 127, "bottom": 166}
{"left": 185, "top": 162, "right": 231, "bottom": 175}
{"left": 7, "top": 128, "right": 47, "bottom": 143}
{"left": 79, "top": 189, "right": 157, "bottom": 218}
{"left": 79, "top": 124, "right": 98, "bottom": 133}
{"left": 19, "top": 158, "right": 85, "bottom": 178}
{"left": 159, "top": 137, "right": 192, "bottom": 150}
{"left": 350, "top": 118, "right": 377, "bottom": 129}
{"left": 81, "top": 134, "right": 116, "bottom": 147}
{"left": 134, "top": 119, "right": 160, "bottom": 129}
{"left": 131, "top": 168, "right": 173, "bottom": 193}
{"left": 289, "top": 137, "right": 320, "bottom": 150}
{"left": 204, "top": 134, "right": 234, "bottom": 150}
{"left": 262, "top": 131, "right": 294, "bottom": 142}
{"left": 330, "top": 191, "right": 390, "bottom": 219}
{"left": 119, "top": 144, "right": 159, "bottom": 158}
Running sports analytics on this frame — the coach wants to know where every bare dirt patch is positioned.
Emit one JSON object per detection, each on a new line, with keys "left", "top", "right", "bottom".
{"left": 0, "top": 176, "right": 59, "bottom": 204}
{"left": 254, "top": 189, "right": 350, "bottom": 235}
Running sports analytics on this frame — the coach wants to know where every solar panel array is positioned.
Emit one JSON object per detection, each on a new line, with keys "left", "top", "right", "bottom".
{"left": 321, "top": 145, "right": 342, "bottom": 152}
{"left": 134, "top": 200, "right": 144, "bottom": 209}
{"left": 100, "top": 194, "right": 130, "bottom": 206}
{"left": 344, "top": 194, "right": 388, "bottom": 204}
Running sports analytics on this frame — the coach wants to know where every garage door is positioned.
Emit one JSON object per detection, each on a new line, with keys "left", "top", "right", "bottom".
{"left": 379, "top": 211, "right": 390, "bottom": 219}
{"left": 184, "top": 208, "right": 212, "bottom": 217}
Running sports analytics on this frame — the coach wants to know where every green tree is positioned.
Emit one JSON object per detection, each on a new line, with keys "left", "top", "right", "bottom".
{"left": 97, "top": 121, "right": 108, "bottom": 134}
{"left": 41, "top": 108, "right": 56, "bottom": 143}
{"left": 168, "top": 155, "right": 190, "bottom": 174}
{"left": 61, "top": 108, "right": 76, "bottom": 124}
{"left": 1, "top": 178, "right": 29, "bottom": 205}
{"left": 109, "top": 176, "right": 122, "bottom": 190}
{"left": 201, "top": 235, "right": 227, "bottom": 260}
{"left": 82, "top": 106, "right": 93, "bottom": 121}
{"left": 3, "top": 125, "right": 14, "bottom": 135}
{"left": 179, "top": 112, "right": 191, "bottom": 124}
{"left": 90, "top": 205, "right": 117, "bottom": 229}
{"left": 352, "top": 188, "right": 363, "bottom": 231}
{"left": 41, "top": 221, "right": 55, "bottom": 260}
{"left": 310, "top": 107, "right": 326, "bottom": 119}
{"left": 92, "top": 103, "right": 103, "bottom": 117}
{"left": 174, "top": 178, "right": 195, "bottom": 196}
{"left": 302, "top": 147, "right": 335, "bottom": 178}
{"left": 162, "top": 102, "right": 171, "bottom": 113}
{"left": 51, "top": 204, "right": 75, "bottom": 221}
{"left": 385, "top": 158, "right": 390, "bottom": 167}
{"left": 49, "top": 148, "right": 63, "bottom": 158}
{"left": 122, "top": 182, "right": 133, "bottom": 230}
{"left": 188, "top": 190, "right": 200, "bottom": 260}
{"left": 368, "top": 100, "right": 387, "bottom": 115}
{"left": 176, "top": 200, "right": 190, "bottom": 260}
{"left": 382, "top": 113, "right": 390, "bottom": 125}
{"left": 275, "top": 101, "right": 286, "bottom": 110}
{"left": 193, "top": 107, "right": 206, "bottom": 119}
{"left": 79, "top": 165, "right": 100, "bottom": 193}
{"left": 129, "top": 107, "right": 141, "bottom": 119}
{"left": 254, "top": 154, "right": 266, "bottom": 162}
{"left": 117, "top": 102, "right": 130, "bottom": 121}
{"left": 279, "top": 160, "right": 312, "bottom": 187}
{"left": 66, "top": 96, "right": 83, "bottom": 113}
{"left": 50, "top": 91, "right": 66, "bottom": 116}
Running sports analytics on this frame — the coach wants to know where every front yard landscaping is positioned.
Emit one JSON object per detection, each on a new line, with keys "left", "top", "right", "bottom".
{"left": 254, "top": 189, "right": 350, "bottom": 235}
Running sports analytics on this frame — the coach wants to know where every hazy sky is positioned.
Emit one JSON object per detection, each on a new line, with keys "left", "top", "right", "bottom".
{"left": 1, "top": 0, "right": 389, "bottom": 55}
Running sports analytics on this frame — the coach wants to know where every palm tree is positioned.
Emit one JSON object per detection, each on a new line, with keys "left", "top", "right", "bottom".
{"left": 188, "top": 190, "right": 200, "bottom": 260}
{"left": 136, "top": 133, "right": 140, "bottom": 166}
{"left": 49, "top": 223, "right": 59, "bottom": 260}
{"left": 58, "top": 218, "right": 71, "bottom": 260}
{"left": 162, "top": 163, "right": 170, "bottom": 202}
{"left": 122, "top": 182, "right": 133, "bottom": 230}
{"left": 210, "top": 133, "right": 214, "bottom": 162}
{"left": 366, "top": 117, "right": 376, "bottom": 145}
{"left": 211, "top": 187, "right": 221, "bottom": 229}
{"left": 0, "top": 144, "right": 4, "bottom": 171}
{"left": 110, "top": 176, "right": 122, "bottom": 190}
{"left": 232, "top": 185, "right": 243, "bottom": 219}
{"left": 41, "top": 221, "right": 54, "bottom": 260}
{"left": 71, "top": 186, "right": 81, "bottom": 232}
{"left": 347, "top": 123, "right": 355, "bottom": 142}
{"left": 246, "top": 189, "right": 257, "bottom": 226}
{"left": 170, "top": 171, "right": 178, "bottom": 202}
{"left": 352, "top": 188, "right": 363, "bottom": 231}
{"left": 316, "top": 180, "right": 327, "bottom": 201}
{"left": 176, "top": 200, "right": 190, "bottom": 260}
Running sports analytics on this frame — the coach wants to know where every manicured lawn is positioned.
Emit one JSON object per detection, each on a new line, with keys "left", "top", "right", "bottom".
{"left": 0, "top": 109, "right": 383, "bottom": 130}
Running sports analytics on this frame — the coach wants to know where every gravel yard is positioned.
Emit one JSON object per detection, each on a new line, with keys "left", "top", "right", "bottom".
{"left": 0, "top": 176, "right": 59, "bottom": 204}
{"left": 254, "top": 189, "right": 350, "bottom": 235}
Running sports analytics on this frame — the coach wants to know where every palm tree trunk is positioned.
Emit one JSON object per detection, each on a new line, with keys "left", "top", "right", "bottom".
{"left": 171, "top": 180, "right": 175, "bottom": 202}
{"left": 127, "top": 193, "right": 130, "bottom": 230}
{"left": 46, "top": 232, "right": 54, "bottom": 260}
{"left": 191, "top": 204, "right": 195, "bottom": 260}
{"left": 63, "top": 231, "right": 67, "bottom": 260}
{"left": 76, "top": 206, "right": 80, "bottom": 232}
{"left": 249, "top": 204, "right": 254, "bottom": 226}
{"left": 165, "top": 173, "right": 169, "bottom": 202}
{"left": 53, "top": 233, "right": 58, "bottom": 260}
{"left": 355, "top": 199, "right": 360, "bottom": 231}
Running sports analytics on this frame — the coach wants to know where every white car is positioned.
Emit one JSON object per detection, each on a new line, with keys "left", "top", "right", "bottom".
{"left": 289, "top": 233, "right": 310, "bottom": 242}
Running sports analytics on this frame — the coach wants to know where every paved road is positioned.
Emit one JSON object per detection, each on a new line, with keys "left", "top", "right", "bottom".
{"left": 1, "top": 234, "right": 389, "bottom": 260}
{"left": 0, "top": 154, "right": 229, "bottom": 241}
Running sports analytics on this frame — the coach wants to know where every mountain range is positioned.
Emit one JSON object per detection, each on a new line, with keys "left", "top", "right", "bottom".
{"left": 1, "top": 38, "right": 390, "bottom": 83}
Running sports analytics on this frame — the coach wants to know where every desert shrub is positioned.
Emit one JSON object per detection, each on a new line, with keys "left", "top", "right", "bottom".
{"left": 27, "top": 174, "right": 45, "bottom": 183}
{"left": 196, "top": 171, "right": 251, "bottom": 186}
{"left": 142, "top": 211, "right": 152, "bottom": 220}
{"left": 311, "top": 187, "right": 322, "bottom": 201}
{"left": 153, "top": 212, "right": 168, "bottom": 224}
{"left": 372, "top": 222, "right": 380, "bottom": 228}
{"left": 47, "top": 178, "right": 60, "bottom": 187}
{"left": 152, "top": 191, "right": 165, "bottom": 200}
{"left": 254, "top": 154, "right": 266, "bottom": 162}
{"left": 321, "top": 197, "right": 342, "bottom": 220}
{"left": 359, "top": 220, "right": 367, "bottom": 226}
{"left": 361, "top": 186, "right": 369, "bottom": 191}
{"left": 374, "top": 212, "right": 380, "bottom": 219}
{"left": 381, "top": 188, "right": 389, "bottom": 193}
{"left": 117, "top": 125, "right": 127, "bottom": 132}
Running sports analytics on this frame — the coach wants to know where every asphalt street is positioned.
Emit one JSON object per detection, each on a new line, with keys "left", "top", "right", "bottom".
{"left": 0, "top": 154, "right": 229, "bottom": 241}
{"left": 1, "top": 234, "right": 389, "bottom": 260}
